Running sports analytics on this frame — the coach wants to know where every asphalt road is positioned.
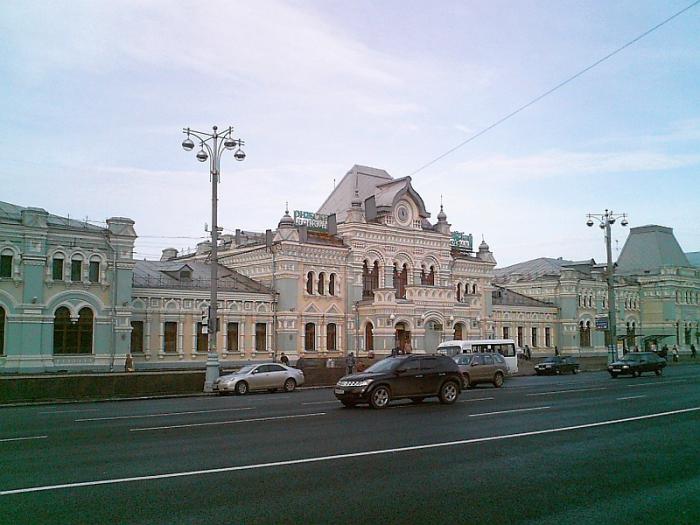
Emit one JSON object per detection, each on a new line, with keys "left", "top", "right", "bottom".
{"left": 2, "top": 365, "right": 699, "bottom": 525}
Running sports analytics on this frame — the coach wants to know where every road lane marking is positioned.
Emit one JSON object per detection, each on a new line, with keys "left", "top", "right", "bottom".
{"left": 527, "top": 387, "right": 607, "bottom": 397}
{"left": 627, "top": 379, "right": 688, "bottom": 388}
{"left": 129, "top": 412, "right": 326, "bottom": 432}
{"left": 0, "top": 435, "right": 48, "bottom": 443}
{"left": 469, "top": 406, "right": 550, "bottom": 417}
{"left": 458, "top": 397, "right": 494, "bottom": 403}
{"left": 5, "top": 405, "right": 699, "bottom": 496}
{"left": 617, "top": 395, "right": 646, "bottom": 401}
{"left": 76, "top": 407, "right": 254, "bottom": 422}
{"left": 39, "top": 409, "right": 99, "bottom": 415}
{"left": 302, "top": 401, "right": 339, "bottom": 406}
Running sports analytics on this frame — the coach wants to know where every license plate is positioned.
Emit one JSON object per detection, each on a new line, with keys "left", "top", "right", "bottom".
{"left": 612, "top": 368, "right": 621, "bottom": 372}
{"left": 334, "top": 388, "right": 344, "bottom": 395}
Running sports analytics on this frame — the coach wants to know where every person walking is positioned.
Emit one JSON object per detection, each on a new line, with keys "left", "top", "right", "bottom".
{"left": 661, "top": 344, "right": 669, "bottom": 359}
{"left": 554, "top": 346, "right": 560, "bottom": 357}
{"left": 671, "top": 345, "right": 679, "bottom": 363}
{"left": 524, "top": 345, "right": 531, "bottom": 361}
{"left": 124, "top": 353, "right": 135, "bottom": 373}
{"left": 403, "top": 340, "right": 413, "bottom": 354}
{"left": 345, "top": 351, "right": 357, "bottom": 375}
{"left": 280, "top": 352, "right": 289, "bottom": 366}
{"left": 691, "top": 344, "right": 697, "bottom": 359}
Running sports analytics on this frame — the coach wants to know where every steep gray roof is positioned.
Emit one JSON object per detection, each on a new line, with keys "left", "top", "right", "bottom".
{"left": 492, "top": 285, "right": 555, "bottom": 307}
{"left": 133, "top": 260, "right": 272, "bottom": 294}
{"left": 0, "top": 200, "right": 105, "bottom": 232}
{"left": 493, "top": 257, "right": 575, "bottom": 283}
{"left": 616, "top": 225, "right": 691, "bottom": 275}
{"left": 317, "top": 165, "right": 429, "bottom": 223}
{"left": 685, "top": 252, "right": 700, "bottom": 268}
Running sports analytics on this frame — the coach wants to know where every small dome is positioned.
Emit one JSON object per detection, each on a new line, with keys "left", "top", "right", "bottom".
{"left": 479, "top": 239, "right": 490, "bottom": 251}
{"left": 437, "top": 204, "right": 447, "bottom": 222}
{"left": 278, "top": 207, "right": 294, "bottom": 228}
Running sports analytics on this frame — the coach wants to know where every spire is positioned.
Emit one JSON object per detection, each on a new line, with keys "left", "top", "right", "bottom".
{"left": 278, "top": 201, "right": 294, "bottom": 228}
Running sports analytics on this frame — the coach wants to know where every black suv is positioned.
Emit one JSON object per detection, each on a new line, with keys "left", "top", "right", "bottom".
{"left": 608, "top": 352, "right": 666, "bottom": 378}
{"left": 333, "top": 355, "right": 463, "bottom": 409}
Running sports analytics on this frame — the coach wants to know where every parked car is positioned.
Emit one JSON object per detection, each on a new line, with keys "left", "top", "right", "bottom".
{"left": 215, "top": 363, "right": 305, "bottom": 395}
{"left": 333, "top": 355, "right": 463, "bottom": 409}
{"left": 453, "top": 352, "right": 508, "bottom": 388}
{"left": 608, "top": 352, "right": 666, "bottom": 378}
{"left": 534, "top": 356, "right": 580, "bottom": 375}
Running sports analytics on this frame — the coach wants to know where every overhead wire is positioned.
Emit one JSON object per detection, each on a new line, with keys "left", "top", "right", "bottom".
{"left": 407, "top": 0, "right": 700, "bottom": 177}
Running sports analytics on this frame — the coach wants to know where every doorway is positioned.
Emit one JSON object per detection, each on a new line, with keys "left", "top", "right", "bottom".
{"left": 395, "top": 322, "right": 411, "bottom": 352}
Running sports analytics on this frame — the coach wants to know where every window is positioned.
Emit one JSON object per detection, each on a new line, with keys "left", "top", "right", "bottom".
{"left": 196, "top": 322, "right": 208, "bottom": 352}
{"left": 52, "top": 257, "right": 64, "bottom": 280}
{"left": 0, "top": 307, "right": 5, "bottom": 355}
{"left": 545, "top": 327, "right": 551, "bottom": 348}
{"left": 306, "top": 272, "right": 314, "bottom": 294}
{"left": 0, "top": 254, "right": 12, "bottom": 278}
{"left": 255, "top": 323, "right": 267, "bottom": 352}
{"left": 393, "top": 263, "right": 408, "bottom": 299}
{"left": 531, "top": 327, "right": 538, "bottom": 347}
{"left": 130, "top": 321, "right": 144, "bottom": 353}
{"left": 365, "top": 322, "right": 374, "bottom": 351}
{"left": 305, "top": 323, "right": 316, "bottom": 351}
{"left": 483, "top": 354, "right": 494, "bottom": 366}
{"left": 329, "top": 274, "right": 336, "bottom": 296}
{"left": 456, "top": 283, "right": 462, "bottom": 302}
{"left": 327, "top": 323, "right": 337, "bottom": 351}
{"left": 517, "top": 326, "right": 523, "bottom": 348}
{"left": 227, "top": 322, "right": 239, "bottom": 352}
{"left": 318, "top": 273, "right": 325, "bottom": 295}
{"left": 580, "top": 321, "right": 591, "bottom": 348}
{"left": 54, "top": 307, "right": 93, "bottom": 354}
{"left": 163, "top": 322, "right": 177, "bottom": 352}
{"left": 71, "top": 258, "right": 82, "bottom": 282}
{"left": 454, "top": 323, "right": 463, "bottom": 340}
{"left": 427, "top": 266, "right": 435, "bottom": 286}
{"left": 503, "top": 326, "right": 510, "bottom": 340}
{"left": 89, "top": 260, "right": 100, "bottom": 283}
{"left": 472, "top": 284, "right": 477, "bottom": 294}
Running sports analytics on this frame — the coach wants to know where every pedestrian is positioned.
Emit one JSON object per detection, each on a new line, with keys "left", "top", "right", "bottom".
{"left": 391, "top": 346, "right": 400, "bottom": 357}
{"left": 671, "top": 345, "right": 679, "bottom": 363}
{"left": 634, "top": 345, "right": 640, "bottom": 352}
{"left": 403, "top": 340, "right": 413, "bottom": 354}
{"left": 124, "top": 353, "right": 135, "bottom": 373}
{"left": 554, "top": 346, "right": 560, "bottom": 356}
{"left": 345, "top": 352, "right": 357, "bottom": 375}
{"left": 280, "top": 352, "right": 289, "bottom": 366}
{"left": 651, "top": 342, "right": 658, "bottom": 354}
{"left": 661, "top": 344, "right": 669, "bottom": 359}
{"left": 691, "top": 344, "right": 697, "bottom": 359}
{"left": 524, "top": 345, "right": 531, "bottom": 361}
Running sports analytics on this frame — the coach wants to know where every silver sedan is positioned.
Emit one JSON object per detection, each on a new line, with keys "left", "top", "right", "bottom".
{"left": 215, "top": 363, "right": 305, "bottom": 395}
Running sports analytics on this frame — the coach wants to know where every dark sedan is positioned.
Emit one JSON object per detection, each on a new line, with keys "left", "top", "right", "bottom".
{"left": 534, "top": 356, "right": 580, "bottom": 375}
{"left": 608, "top": 352, "right": 666, "bottom": 378}
{"left": 334, "top": 355, "right": 463, "bottom": 409}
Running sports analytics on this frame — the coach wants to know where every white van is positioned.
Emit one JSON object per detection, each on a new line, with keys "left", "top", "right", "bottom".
{"left": 436, "top": 339, "right": 518, "bottom": 374}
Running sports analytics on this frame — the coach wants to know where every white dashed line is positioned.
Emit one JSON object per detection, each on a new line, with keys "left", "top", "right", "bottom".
{"left": 129, "top": 412, "right": 326, "bottom": 432}
{"left": 627, "top": 379, "right": 687, "bottom": 388}
{"left": 469, "top": 406, "right": 550, "bottom": 417}
{"left": 617, "top": 395, "right": 646, "bottom": 401}
{"left": 76, "top": 407, "right": 254, "bottom": 422}
{"left": 39, "top": 409, "right": 99, "bottom": 415}
{"left": 527, "top": 387, "right": 607, "bottom": 397}
{"left": 458, "top": 397, "right": 494, "bottom": 403}
{"left": 302, "top": 401, "right": 339, "bottom": 406}
{"left": 5, "top": 406, "right": 699, "bottom": 495}
{"left": 0, "top": 435, "right": 48, "bottom": 443}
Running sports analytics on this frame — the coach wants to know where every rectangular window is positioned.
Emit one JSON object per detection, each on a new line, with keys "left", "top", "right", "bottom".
{"left": 0, "top": 307, "right": 5, "bottom": 355}
{"left": 531, "top": 327, "right": 538, "bottom": 347}
{"left": 517, "top": 326, "right": 523, "bottom": 348}
{"left": 227, "top": 322, "right": 239, "bottom": 352}
{"left": 255, "top": 323, "right": 266, "bottom": 352}
{"left": 502, "top": 326, "right": 509, "bottom": 340}
{"left": 196, "top": 322, "right": 208, "bottom": 352}
{"left": 130, "top": 321, "right": 144, "bottom": 353}
{"left": 163, "top": 322, "right": 177, "bottom": 353}
{"left": 89, "top": 261, "right": 100, "bottom": 283}
{"left": 545, "top": 327, "right": 551, "bottom": 348}
{"left": 71, "top": 259, "right": 82, "bottom": 282}
{"left": 0, "top": 255, "right": 11, "bottom": 278}
{"left": 53, "top": 258, "right": 64, "bottom": 280}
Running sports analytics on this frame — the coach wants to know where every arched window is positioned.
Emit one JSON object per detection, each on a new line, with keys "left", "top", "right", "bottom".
{"left": 427, "top": 266, "right": 435, "bottom": 286}
{"left": 52, "top": 253, "right": 65, "bottom": 281}
{"left": 0, "top": 306, "right": 5, "bottom": 355}
{"left": 394, "top": 263, "right": 408, "bottom": 299}
{"left": 329, "top": 273, "right": 336, "bottom": 296}
{"left": 306, "top": 272, "right": 314, "bottom": 294}
{"left": 0, "top": 250, "right": 14, "bottom": 278}
{"left": 372, "top": 261, "right": 380, "bottom": 291}
{"left": 54, "top": 307, "right": 93, "bottom": 354}
{"left": 456, "top": 283, "right": 462, "bottom": 302}
{"left": 327, "top": 323, "right": 336, "bottom": 351}
{"left": 362, "top": 260, "right": 372, "bottom": 298}
{"left": 305, "top": 323, "right": 316, "bottom": 351}
{"left": 454, "top": 322, "right": 463, "bottom": 340}
{"left": 472, "top": 283, "right": 477, "bottom": 295}
{"left": 579, "top": 320, "right": 591, "bottom": 348}
{"left": 420, "top": 265, "right": 426, "bottom": 285}
{"left": 88, "top": 256, "right": 101, "bottom": 284}
{"left": 70, "top": 256, "right": 83, "bottom": 282}
{"left": 365, "top": 322, "right": 374, "bottom": 351}
{"left": 318, "top": 272, "right": 325, "bottom": 295}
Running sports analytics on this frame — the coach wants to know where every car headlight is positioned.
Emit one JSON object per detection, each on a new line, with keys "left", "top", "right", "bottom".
{"left": 338, "top": 379, "right": 373, "bottom": 387}
{"left": 622, "top": 365, "right": 629, "bottom": 369}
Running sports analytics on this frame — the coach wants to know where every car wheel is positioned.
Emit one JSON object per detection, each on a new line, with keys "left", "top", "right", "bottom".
{"left": 655, "top": 369, "right": 662, "bottom": 376}
{"left": 573, "top": 367, "right": 579, "bottom": 374}
{"left": 341, "top": 401, "right": 357, "bottom": 408}
{"left": 635, "top": 370, "right": 642, "bottom": 378}
{"left": 493, "top": 372, "right": 504, "bottom": 388}
{"left": 235, "top": 381, "right": 248, "bottom": 395}
{"left": 283, "top": 378, "right": 297, "bottom": 392}
{"left": 369, "top": 386, "right": 391, "bottom": 409}
{"left": 410, "top": 397, "right": 425, "bottom": 404}
{"left": 439, "top": 381, "right": 460, "bottom": 404}
{"left": 555, "top": 369, "right": 561, "bottom": 375}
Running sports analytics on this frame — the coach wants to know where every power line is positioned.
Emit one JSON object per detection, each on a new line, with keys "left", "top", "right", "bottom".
{"left": 408, "top": 0, "right": 700, "bottom": 177}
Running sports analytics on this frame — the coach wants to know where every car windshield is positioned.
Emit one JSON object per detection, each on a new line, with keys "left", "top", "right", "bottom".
{"left": 621, "top": 354, "right": 641, "bottom": 362}
{"left": 453, "top": 355, "right": 471, "bottom": 365}
{"left": 364, "top": 358, "right": 401, "bottom": 373}
{"left": 238, "top": 365, "right": 256, "bottom": 374}
{"left": 541, "top": 357, "right": 558, "bottom": 363}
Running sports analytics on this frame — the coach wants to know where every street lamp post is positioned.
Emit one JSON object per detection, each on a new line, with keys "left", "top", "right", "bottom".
{"left": 182, "top": 125, "right": 246, "bottom": 392}
{"left": 586, "top": 209, "right": 628, "bottom": 364}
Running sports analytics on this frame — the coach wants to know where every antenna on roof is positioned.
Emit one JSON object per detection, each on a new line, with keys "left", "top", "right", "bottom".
{"left": 333, "top": 178, "right": 336, "bottom": 189}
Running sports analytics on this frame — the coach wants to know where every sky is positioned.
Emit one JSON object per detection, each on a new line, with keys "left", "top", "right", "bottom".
{"left": 1, "top": 0, "right": 699, "bottom": 268}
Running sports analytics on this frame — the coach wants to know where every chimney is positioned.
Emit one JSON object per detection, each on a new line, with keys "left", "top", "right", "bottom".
{"left": 160, "top": 248, "right": 178, "bottom": 261}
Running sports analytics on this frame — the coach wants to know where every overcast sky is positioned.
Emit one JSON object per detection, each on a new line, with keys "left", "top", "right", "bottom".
{"left": 1, "top": 0, "right": 699, "bottom": 267}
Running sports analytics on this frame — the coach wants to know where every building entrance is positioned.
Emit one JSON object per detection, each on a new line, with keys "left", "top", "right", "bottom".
{"left": 395, "top": 322, "right": 411, "bottom": 353}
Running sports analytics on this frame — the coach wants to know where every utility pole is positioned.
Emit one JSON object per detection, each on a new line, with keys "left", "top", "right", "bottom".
{"left": 182, "top": 126, "right": 246, "bottom": 392}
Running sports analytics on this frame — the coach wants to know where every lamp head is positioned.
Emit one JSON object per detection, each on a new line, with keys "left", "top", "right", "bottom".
{"left": 234, "top": 148, "right": 246, "bottom": 161}
{"left": 621, "top": 218, "right": 629, "bottom": 227}
{"left": 224, "top": 136, "right": 237, "bottom": 150}
{"left": 196, "top": 148, "right": 208, "bottom": 162}
{"left": 182, "top": 137, "right": 195, "bottom": 151}
{"left": 586, "top": 219, "right": 594, "bottom": 227}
